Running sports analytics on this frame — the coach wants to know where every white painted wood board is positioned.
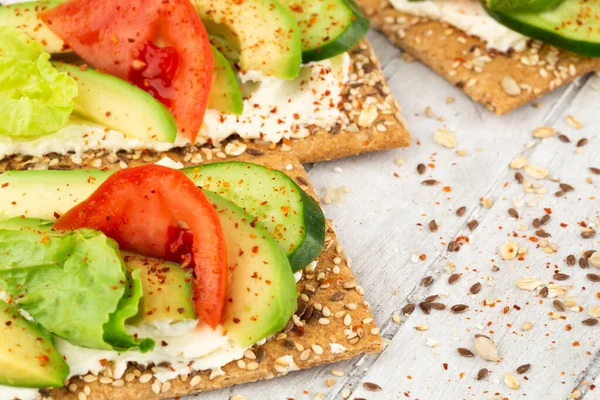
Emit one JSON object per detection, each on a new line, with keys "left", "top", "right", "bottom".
{"left": 186, "top": 30, "right": 600, "bottom": 400}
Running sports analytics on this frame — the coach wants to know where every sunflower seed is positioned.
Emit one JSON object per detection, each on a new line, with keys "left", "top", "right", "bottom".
{"left": 473, "top": 336, "right": 500, "bottom": 361}
{"left": 504, "top": 372, "right": 520, "bottom": 390}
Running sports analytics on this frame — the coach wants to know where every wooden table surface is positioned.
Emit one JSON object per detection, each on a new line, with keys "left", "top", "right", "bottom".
{"left": 190, "top": 30, "right": 600, "bottom": 400}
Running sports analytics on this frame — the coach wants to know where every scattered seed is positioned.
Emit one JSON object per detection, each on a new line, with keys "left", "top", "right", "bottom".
{"left": 447, "top": 241, "right": 459, "bottom": 252}
{"left": 587, "top": 274, "right": 600, "bottom": 282}
{"left": 448, "top": 273, "right": 461, "bottom": 284}
{"left": 363, "top": 382, "right": 382, "bottom": 392}
{"left": 430, "top": 302, "right": 446, "bottom": 310}
{"left": 474, "top": 336, "right": 500, "bottom": 361}
{"left": 457, "top": 348, "right": 475, "bottom": 357}
{"left": 539, "top": 287, "right": 549, "bottom": 297}
{"left": 417, "top": 163, "right": 426, "bottom": 174}
{"left": 553, "top": 300, "right": 565, "bottom": 312}
{"left": 331, "top": 292, "right": 344, "bottom": 302}
{"left": 470, "top": 282, "right": 482, "bottom": 294}
{"left": 553, "top": 273, "right": 569, "bottom": 281}
{"left": 579, "top": 257, "right": 590, "bottom": 269}
{"left": 577, "top": 138, "right": 588, "bottom": 147}
{"left": 583, "top": 250, "right": 596, "bottom": 259}
{"left": 540, "top": 214, "right": 551, "bottom": 225}
{"left": 583, "top": 318, "right": 599, "bottom": 326}
{"left": 501, "top": 76, "right": 521, "bottom": 96}
{"left": 515, "top": 172, "right": 524, "bottom": 184}
{"left": 532, "top": 126, "right": 555, "bottom": 138}
{"left": 451, "top": 304, "right": 469, "bottom": 314}
{"left": 419, "top": 302, "right": 431, "bottom": 315}
{"left": 476, "top": 368, "right": 489, "bottom": 380}
{"left": 504, "top": 372, "right": 520, "bottom": 390}
{"left": 566, "top": 255, "right": 576, "bottom": 266}
{"left": 516, "top": 364, "right": 531, "bottom": 374}
{"left": 467, "top": 220, "right": 479, "bottom": 231}
{"left": 456, "top": 206, "right": 467, "bottom": 217}
{"left": 402, "top": 303, "right": 416, "bottom": 316}
{"left": 582, "top": 229, "right": 596, "bottom": 239}
{"left": 522, "top": 321, "right": 533, "bottom": 331}
{"left": 532, "top": 218, "right": 542, "bottom": 228}
{"left": 559, "top": 183, "right": 574, "bottom": 192}
{"left": 508, "top": 208, "right": 519, "bottom": 218}
{"left": 415, "top": 323, "right": 428, "bottom": 331}
{"left": 423, "top": 294, "right": 439, "bottom": 303}
{"left": 535, "top": 229, "right": 551, "bottom": 238}
{"left": 428, "top": 220, "right": 438, "bottom": 232}
{"left": 590, "top": 167, "right": 600, "bottom": 175}
{"left": 433, "top": 128, "right": 457, "bottom": 148}
{"left": 558, "top": 134, "right": 570, "bottom": 143}
{"left": 421, "top": 276, "right": 433, "bottom": 287}
{"left": 422, "top": 179, "right": 438, "bottom": 186}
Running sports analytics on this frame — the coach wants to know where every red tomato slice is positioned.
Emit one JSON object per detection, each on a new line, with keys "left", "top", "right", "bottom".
{"left": 53, "top": 165, "right": 227, "bottom": 329}
{"left": 40, "top": 0, "right": 213, "bottom": 141}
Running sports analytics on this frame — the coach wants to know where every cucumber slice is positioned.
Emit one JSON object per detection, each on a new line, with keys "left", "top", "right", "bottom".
{"left": 280, "top": 0, "right": 369, "bottom": 62}
{"left": 208, "top": 46, "right": 243, "bottom": 115}
{"left": 484, "top": 0, "right": 564, "bottom": 12}
{"left": 0, "top": 162, "right": 325, "bottom": 272}
{"left": 484, "top": 0, "right": 600, "bottom": 57}
{"left": 184, "top": 162, "right": 325, "bottom": 272}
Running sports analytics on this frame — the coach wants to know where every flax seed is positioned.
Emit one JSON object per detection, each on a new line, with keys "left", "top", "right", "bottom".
{"left": 451, "top": 304, "right": 469, "bottom": 314}
{"left": 402, "top": 303, "right": 416, "bottom": 316}
{"left": 422, "top": 179, "right": 438, "bottom": 186}
{"left": 553, "top": 300, "right": 565, "bottom": 311}
{"left": 457, "top": 348, "right": 474, "bottom": 357}
{"left": 553, "top": 273, "right": 569, "bottom": 281}
{"left": 567, "top": 255, "right": 576, "bottom": 266}
{"left": 587, "top": 274, "right": 600, "bottom": 282}
{"left": 508, "top": 208, "right": 519, "bottom": 218}
{"left": 429, "top": 220, "right": 438, "bottom": 232}
{"left": 417, "top": 163, "right": 426, "bottom": 174}
{"left": 419, "top": 302, "right": 431, "bottom": 314}
{"left": 363, "top": 382, "right": 382, "bottom": 392}
{"left": 421, "top": 276, "right": 433, "bottom": 286}
{"left": 470, "top": 282, "right": 482, "bottom": 294}
{"left": 516, "top": 364, "right": 531, "bottom": 374}
{"left": 476, "top": 368, "right": 489, "bottom": 380}
{"left": 448, "top": 273, "right": 461, "bottom": 284}
{"left": 583, "top": 318, "right": 599, "bottom": 326}
{"left": 456, "top": 206, "right": 466, "bottom": 217}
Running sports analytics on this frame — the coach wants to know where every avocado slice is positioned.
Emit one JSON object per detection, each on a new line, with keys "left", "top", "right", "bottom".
{"left": 125, "top": 255, "right": 197, "bottom": 326}
{"left": 203, "top": 190, "right": 297, "bottom": 347}
{"left": 53, "top": 63, "right": 178, "bottom": 143}
{"left": 0, "top": 0, "right": 66, "bottom": 54}
{"left": 0, "top": 299, "right": 69, "bottom": 388}
{"left": 194, "top": 0, "right": 302, "bottom": 80}
{"left": 208, "top": 46, "right": 243, "bottom": 115}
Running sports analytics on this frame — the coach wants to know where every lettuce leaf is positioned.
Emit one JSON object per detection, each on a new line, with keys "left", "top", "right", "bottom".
{"left": 0, "top": 228, "right": 154, "bottom": 352}
{"left": 0, "top": 26, "right": 77, "bottom": 138}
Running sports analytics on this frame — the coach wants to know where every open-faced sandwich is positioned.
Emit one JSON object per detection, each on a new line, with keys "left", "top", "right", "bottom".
{"left": 0, "top": 153, "right": 381, "bottom": 400}
{"left": 357, "top": 0, "right": 600, "bottom": 114}
{"left": 0, "top": 0, "right": 410, "bottom": 164}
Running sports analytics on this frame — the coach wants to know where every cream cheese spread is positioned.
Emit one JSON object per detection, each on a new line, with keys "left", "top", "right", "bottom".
{"left": 389, "top": 0, "right": 529, "bottom": 52}
{"left": 0, "top": 53, "right": 351, "bottom": 159}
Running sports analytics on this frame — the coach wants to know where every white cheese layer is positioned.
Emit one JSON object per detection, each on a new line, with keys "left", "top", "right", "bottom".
{"left": 0, "top": 53, "right": 350, "bottom": 159}
{"left": 0, "top": 386, "right": 41, "bottom": 400}
{"left": 57, "top": 323, "right": 247, "bottom": 383}
{"left": 389, "top": 0, "right": 529, "bottom": 52}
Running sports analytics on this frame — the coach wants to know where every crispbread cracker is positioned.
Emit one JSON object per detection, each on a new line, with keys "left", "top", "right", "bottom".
{"left": 357, "top": 0, "right": 600, "bottom": 114}
{"left": 0, "top": 39, "right": 409, "bottom": 168}
{"left": 13, "top": 152, "right": 382, "bottom": 400}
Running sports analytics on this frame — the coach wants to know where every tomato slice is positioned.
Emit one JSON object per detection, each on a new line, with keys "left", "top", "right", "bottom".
{"left": 53, "top": 165, "right": 227, "bottom": 329}
{"left": 39, "top": 0, "right": 213, "bottom": 141}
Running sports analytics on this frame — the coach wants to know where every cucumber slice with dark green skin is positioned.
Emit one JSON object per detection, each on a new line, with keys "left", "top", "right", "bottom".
{"left": 484, "top": 0, "right": 600, "bottom": 57}
{"left": 0, "top": 162, "right": 325, "bottom": 272}
{"left": 184, "top": 162, "right": 325, "bottom": 272}
{"left": 208, "top": 46, "right": 243, "bottom": 115}
{"left": 484, "top": 0, "right": 564, "bottom": 12}
{"left": 280, "top": 0, "right": 369, "bottom": 62}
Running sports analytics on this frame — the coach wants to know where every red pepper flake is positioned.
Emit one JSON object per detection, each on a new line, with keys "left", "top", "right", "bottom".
{"left": 566, "top": 324, "right": 572, "bottom": 331}
{"left": 1, "top": 183, "right": 7, "bottom": 188}
{"left": 99, "top": 358, "right": 109, "bottom": 367}
{"left": 419, "top": 254, "right": 427, "bottom": 261}
{"left": 573, "top": 341, "right": 580, "bottom": 347}
{"left": 443, "top": 363, "right": 448, "bottom": 370}
{"left": 443, "top": 186, "right": 452, "bottom": 193}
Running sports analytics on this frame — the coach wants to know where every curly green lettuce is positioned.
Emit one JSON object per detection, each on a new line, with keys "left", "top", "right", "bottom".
{"left": 0, "top": 226, "right": 154, "bottom": 353}
{"left": 0, "top": 26, "right": 77, "bottom": 138}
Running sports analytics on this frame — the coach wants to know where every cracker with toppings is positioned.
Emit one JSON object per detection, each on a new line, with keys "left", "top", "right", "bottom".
{"left": 355, "top": 0, "right": 600, "bottom": 115}
{"left": 3, "top": 151, "right": 381, "bottom": 400}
